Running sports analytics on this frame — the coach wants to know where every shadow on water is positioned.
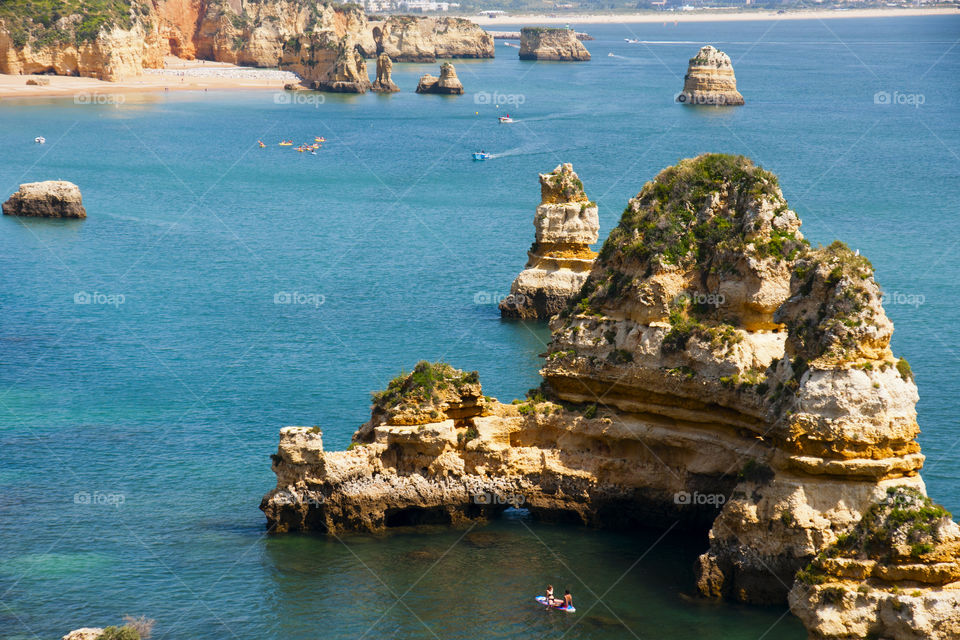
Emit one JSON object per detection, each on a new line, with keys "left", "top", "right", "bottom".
{"left": 261, "top": 517, "right": 804, "bottom": 639}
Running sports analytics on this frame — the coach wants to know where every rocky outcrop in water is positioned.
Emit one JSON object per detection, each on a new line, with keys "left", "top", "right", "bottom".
{"left": 415, "top": 62, "right": 463, "bottom": 95}
{"left": 372, "top": 16, "right": 493, "bottom": 62}
{"left": 3, "top": 181, "right": 86, "bottom": 218}
{"left": 260, "top": 153, "right": 958, "bottom": 637}
{"left": 500, "top": 163, "right": 599, "bottom": 320}
{"left": 518, "top": 27, "right": 590, "bottom": 61}
{"left": 676, "top": 45, "right": 744, "bottom": 106}
{"left": 62, "top": 629, "right": 103, "bottom": 640}
{"left": 0, "top": 1, "right": 492, "bottom": 82}
{"left": 307, "top": 39, "right": 370, "bottom": 93}
{"left": 371, "top": 53, "right": 398, "bottom": 93}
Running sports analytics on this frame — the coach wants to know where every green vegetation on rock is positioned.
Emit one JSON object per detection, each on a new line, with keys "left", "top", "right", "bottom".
{"left": 0, "top": 0, "right": 146, "bottom": 48}
{"left": 372, "top": 361, "right": 479, "bottom": 412}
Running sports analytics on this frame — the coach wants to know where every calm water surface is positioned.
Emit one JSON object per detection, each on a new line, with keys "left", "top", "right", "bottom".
{"left": 1, "top": 15, "right": 958, "bottom": 639}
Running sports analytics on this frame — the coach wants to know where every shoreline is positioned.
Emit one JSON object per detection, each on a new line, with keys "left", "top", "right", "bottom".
{"left": 461, "top": 7, "right": 958, "bottom": 25}
{"left": 0, "top": 7, "right": 954, "bottom": 100}
{"left": 0, "top": 57, "right": 295, "bottom": 100}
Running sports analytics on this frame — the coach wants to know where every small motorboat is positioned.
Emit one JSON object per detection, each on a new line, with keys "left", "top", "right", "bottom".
{"left": 625, "top": 38, "right": 640, "bottom": 44}
{"left": 498, "top": 115, "right": 514, "bottom": 123}
{"left": 472, "top": 151, "right": 491, "bottom": 161}
{"left": 34, "top": 136, "right": 45, "bottom": 144}
{"left": 503, "top": 42, "right": 519, "bottom": 48}
{"left": 279, "top": 140, "right": 293, "bottom": 146}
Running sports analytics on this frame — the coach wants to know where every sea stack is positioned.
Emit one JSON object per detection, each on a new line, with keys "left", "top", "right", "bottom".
{"left": 518, "top": 27, "right": 590, "bottom": 61}
{"left": 372, "top": 16, "right": 494, "bottom": 62}
{"left": 261, "top": 153, "right": 960, "bottom": 638}
{"left": 677, "top": 45, "right": 744, "bottom": 106}
{"left": 3, "top": 181, "right": 86, "bottom": 218}
{"left": 415, "top": 62, "right": 463, "bottom": 95}
{"left": 499, "top": 163, "right": 598, "bottom": 320}
{"left": 371, "top": 53, "right": 399, "bottom": 92}
{"left": 313, "top": 39, "right": 371, "bottom": 93}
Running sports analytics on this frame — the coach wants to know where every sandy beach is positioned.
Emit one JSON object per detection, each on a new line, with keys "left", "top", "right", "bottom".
{"left": 464, "top": 6, "right": 958, "bottom": 25}
{"left": 0, "top": 57, "right": 297, "bottom": 100}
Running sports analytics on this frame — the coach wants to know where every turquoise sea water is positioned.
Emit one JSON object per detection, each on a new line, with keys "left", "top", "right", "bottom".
{"left": 1, "top": 15, "right": 958, "bottom": 639}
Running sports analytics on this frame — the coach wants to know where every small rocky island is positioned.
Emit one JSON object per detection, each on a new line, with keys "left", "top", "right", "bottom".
{"left": 261, "top": 154, "right": 960, "bottom": 639}
{"left": 371, "top": 53, "right": 399, "bottom": 93}
{"left": 518, "top": 27, "right": 590, "bottom": 61}
{"left": 677, "top": 45, "right": 744, "bottom": 106}
{"left": 3, "top": 181, "right": 86, "bottom": 218}
{"left": 500, "top": 163, "right": 599, "bottom": 320}
{"left": 415, "top": 62, "right": 463, "bottom": 95}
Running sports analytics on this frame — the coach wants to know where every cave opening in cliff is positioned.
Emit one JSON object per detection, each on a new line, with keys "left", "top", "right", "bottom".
{"left": 168, "top": 38, "right": 183, "bottom": 57}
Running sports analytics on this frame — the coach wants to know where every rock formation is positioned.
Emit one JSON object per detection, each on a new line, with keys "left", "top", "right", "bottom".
{"left": 677, "top": 45, "right": 744, "bottom": 106}
{"left": 260, "top": 154, "right": 958, "bottom": 638}
{"left": 307, "top": 38, "right": 370, "bottom": 93}
{"left": 518, "top": 27, "right": 590, "bottom": 61}
{"left": 788, "top": 486, "right": 960, "bottom": 639}
{"left": 415, "top": 62, "right": 463, "bottom": 95}
{"left": 371, "top": 53, "right": 399, "bottom": 93}
{"left": 499, "top": 163, "right": 599, "bottom": 320}
{"left": 372, "top": 16, "right": 493, "bottom": 62}
{"left": 0, "top": 1, "right": 492, "bottom": 82}
{"left": 3, "top": 181, "right": 86, "bottom": 218}
{"left": 62, "top": 629, "right": 104, "bottom": 640}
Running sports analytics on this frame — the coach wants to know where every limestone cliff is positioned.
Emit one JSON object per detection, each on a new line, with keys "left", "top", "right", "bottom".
{"left": 371, "top": 16, "right": 493, "bottom": 62}
{"left": 415, "top": 62, "right": 463, "bottom": 95}
{"left": 518, "top": 27, "right": 590, "bottom": 62}
{"left": 788, "top": 486, "right": 960, "bottom": 640}
{"left": 500, "top": 163, "right": 599, "bottom": 320}
{"left": 0, "top": 1, "right": 491, "bottom": 83}
{"left": 260, "top": 154, "right": 957, "bottom": 637}
{"left": 371, "top": 53, "right": 398, "bottom": 93}
{"left": 677, "top": 45, "right": 745, "bottom": 106}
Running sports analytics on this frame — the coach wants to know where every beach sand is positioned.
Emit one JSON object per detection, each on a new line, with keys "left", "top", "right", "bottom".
{"left": 0, "top": 57, "right": 297, "bottom": 100}
{"left": 464, "top": 7, "right": 958, "bottom": 25}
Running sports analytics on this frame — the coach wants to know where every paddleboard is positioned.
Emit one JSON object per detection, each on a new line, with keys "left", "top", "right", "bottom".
{"left": 535, "top": 595, "right": 576, "bottom": 612}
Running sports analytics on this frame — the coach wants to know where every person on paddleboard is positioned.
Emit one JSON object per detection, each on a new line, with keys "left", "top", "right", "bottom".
{"left": 545, "top": 584, "right": 557, "bottom": 605}
{"left": 562, "top": 589, "right": 573, "bottom": 609}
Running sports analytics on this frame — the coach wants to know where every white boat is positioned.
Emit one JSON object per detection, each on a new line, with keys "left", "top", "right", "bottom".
{"left": 498, "top": 116, "right": 514, "bottom": 123}
{"left": 472, "top": 151, "right": 491, "bottom": 161}
{"left": 625, "top": 38, "right": 640, "bottom": 44}
{"left": 34, "top": 136, "right": 45, "bottom": 144}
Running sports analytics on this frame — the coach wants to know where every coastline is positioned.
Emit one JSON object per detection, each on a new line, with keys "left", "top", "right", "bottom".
{"left": 0, "top": 58, "right": 294, "bottom": 100}
{"left": 0, "top": 7, "right": 954, "bottom": 100}
{"left": 462, "top": 7, "right": 958, "bottom": 25}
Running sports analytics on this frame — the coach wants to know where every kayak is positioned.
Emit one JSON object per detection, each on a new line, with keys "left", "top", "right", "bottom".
{"left": 535, "top": 596, "right": 575, "bottom": 613}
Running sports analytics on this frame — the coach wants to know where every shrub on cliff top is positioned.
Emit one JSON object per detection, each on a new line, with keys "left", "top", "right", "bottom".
{"left": 819, "top": 486, "right": 952, "bottom": 564}
{"left": 99, "top": 626, "right": 140, "bottom": 640}
{"left": 597, "top": 153, "right": 799, "bottom": 273}
{"left": 371, "top": 361, "right": 480, "bottom": 424}
{"left": 0, "top": 0, "right": 144, "bottom": 48}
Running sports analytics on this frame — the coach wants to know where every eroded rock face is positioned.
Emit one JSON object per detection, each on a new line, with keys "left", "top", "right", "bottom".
{"left": 260, "top": 153, "right": 956, "bottom": 635}
{"left": 415, "top": 62, "right": 463, "bottom": 95}
{"left": 518, "top": 27, "right": 590, "bottom": 61}
{"left": 0, "top": 2, "right": 491, "bottom": 82}
{"left": 308, "top": 39, "right": 370, "bottom": 93}
{"left": 788, "top": 487, "right": 960, "bottom": 640}
{"left": 371, "top": 53, "right": 399, "bottom": 93}
{"left": 500, "top": 163, "right": 599, "bottom": 320}
{"left": 677, "top": 45, "right": 744, "bottom": 106}
{"left": 62, "top": 629, "right": 104, "bottom": 640}
{"left": 372, "top": 16, "right": 493, "bottom": 62}
{"left": 3, "top": 181, "right": 86, "bottom": 218}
